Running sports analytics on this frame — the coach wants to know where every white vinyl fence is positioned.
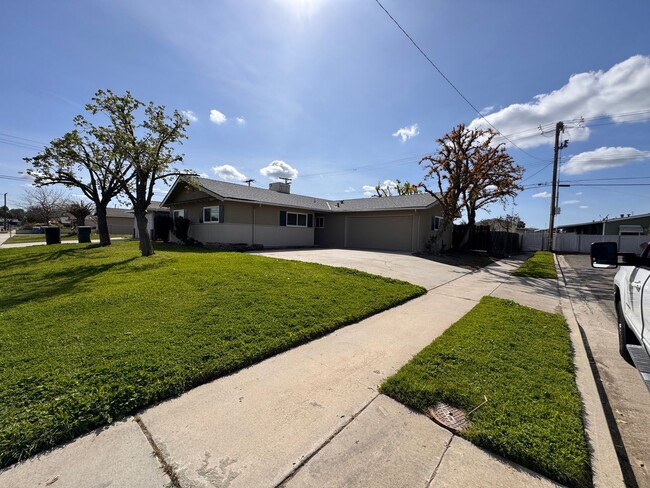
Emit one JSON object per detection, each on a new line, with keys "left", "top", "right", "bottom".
{"left": 522, "top": 232, "right": 650, "bottom": 254}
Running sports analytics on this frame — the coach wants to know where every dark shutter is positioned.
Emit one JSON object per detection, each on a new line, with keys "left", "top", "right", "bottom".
{"left": 308, "top": 214, "right": 313, "bottom": 228}
{"left": 219, "top": 205, "right": 224, "bottom": 223}
{"left": 431, "top": 216, "right": 435, "bottom": 231}
{"left": 280, "top": 210, "right": 287, "bottom": 226}
{"left": 199, "top": 208, "right": 204, "bottom": 223}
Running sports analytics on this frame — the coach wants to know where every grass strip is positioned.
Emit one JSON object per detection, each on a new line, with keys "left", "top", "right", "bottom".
{"left": 0, "top": 242, "right": 424, "bottom": 468}
{"left": 512, "top": 251, "right": 557, "bottom": 279}
{"left": 380, "top": 296, "right": 590, "bottom": 487}
{"left": 4, "top": 232, "right": 131, "bottom": 244}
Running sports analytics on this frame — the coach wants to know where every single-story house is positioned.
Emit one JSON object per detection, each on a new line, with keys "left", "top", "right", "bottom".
{"left": 87, "top": 207, "right": 134, "bottom": 235}
{"left": 160, "top": 177, "right": 451, "bottom": 253}
{"left": 557, "top": 212, "right": 650, "bottom": 235}
{"left": 133, "top": 201, "right": 171, "bottom": 240}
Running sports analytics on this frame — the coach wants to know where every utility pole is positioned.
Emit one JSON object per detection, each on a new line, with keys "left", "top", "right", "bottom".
{"left": 3, "top": 193, "right": 6, "bottom": 233}
{"left": 547, "top": 122, "right": 565, "bottom": 252}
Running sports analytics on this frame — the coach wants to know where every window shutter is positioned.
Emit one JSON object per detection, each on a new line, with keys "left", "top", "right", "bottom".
{"left": 280, "top": 210, "right": 287, "bottom": 226}
{"left": 308, "top": 214, "right": 313, "bottom": 228}
{"left": 219, "top": 205, "right": 224, "bottom": 223}
{"left": 199, "top": 209, "right": 204, "bottom": 223}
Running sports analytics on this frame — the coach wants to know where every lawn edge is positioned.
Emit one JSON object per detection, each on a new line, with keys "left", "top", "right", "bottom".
{"left": 554, "top": 254, "right": 626, "bottom": 488}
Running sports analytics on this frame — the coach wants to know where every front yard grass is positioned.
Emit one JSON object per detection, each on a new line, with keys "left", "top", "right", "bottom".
{"left": 0, "top": 242, "right": 424, "bottom": 468}
{"left": 380, "top": 296, "right": 590, "bottom": 488}
{"left": 512, "top": 251, "right": 557, "bottom": 279}
{"left": 5, "top": 232, "right": 132, "bottom": 244}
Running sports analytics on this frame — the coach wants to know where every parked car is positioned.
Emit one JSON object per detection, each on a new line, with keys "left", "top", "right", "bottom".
{"left": 591, "top": 242, "right": 650, "bottom": 378}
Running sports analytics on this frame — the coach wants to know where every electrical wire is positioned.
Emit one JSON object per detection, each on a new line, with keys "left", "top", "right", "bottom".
{"left": 373, "top": 0, "right": 548, "bottom": 162}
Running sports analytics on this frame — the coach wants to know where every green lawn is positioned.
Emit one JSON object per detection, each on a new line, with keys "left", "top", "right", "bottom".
{"left": 5, "top": 232, "right": 132, "bottom": 244}
{"left": 512, "top": 251, "right": 557, "bottom": 279}
{"left": 0, "top": 242, "right": 424, "bottom": 468}
{"left": 380, "top": 296, "right": 590, "bottom": 488}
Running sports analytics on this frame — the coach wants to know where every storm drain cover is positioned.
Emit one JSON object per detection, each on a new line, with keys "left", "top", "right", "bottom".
{"left": 427, "top": 402, "right": 470, "bottom": 433}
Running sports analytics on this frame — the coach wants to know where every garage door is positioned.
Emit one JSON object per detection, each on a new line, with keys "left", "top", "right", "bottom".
{"left": 346, "top": 215, "right": 414, "bottom": 252}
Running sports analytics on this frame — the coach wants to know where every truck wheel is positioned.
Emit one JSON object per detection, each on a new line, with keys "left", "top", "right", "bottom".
{"left": 616, "top": 301, "right": 633, "bottom": 364}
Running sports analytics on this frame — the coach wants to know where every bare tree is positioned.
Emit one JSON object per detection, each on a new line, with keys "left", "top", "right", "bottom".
{"left": 23, "top": 187, "right": 67, "bottom": 225}
{"left": 420, "top": 124, "right": 523, "bottom": 249}
{"left": 67, "top": 200, "right": 95, "bottom": 227}
{"left": 477, "top": 214, "right": 526, "bottom": 232}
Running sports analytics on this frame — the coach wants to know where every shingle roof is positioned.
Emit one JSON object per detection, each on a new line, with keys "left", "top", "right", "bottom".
{"left": 171, "top": 177, "right": 438, "bottom": 213}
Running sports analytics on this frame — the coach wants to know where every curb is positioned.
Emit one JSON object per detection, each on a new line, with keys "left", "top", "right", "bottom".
{"left": 554, "top": 254, "right": 625, "bottom": 488}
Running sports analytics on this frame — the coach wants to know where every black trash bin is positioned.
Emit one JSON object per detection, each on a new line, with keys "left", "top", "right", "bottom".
{"left": 44, "top": 226, "right": 61, "bottom": 245}
{"left": 77, "top": 226, "right": 92, "bottom": 243}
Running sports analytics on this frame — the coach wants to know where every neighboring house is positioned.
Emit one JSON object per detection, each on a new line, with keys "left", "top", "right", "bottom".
{"left": 161, "top": 177, "right": 451, "bottom": 253}
{"left": 133, "top": 201, "right": 171, "bottom": 240}
{"left": 87, "top": 207, "right": 134, "bottom": 235}
{"left": 557, "top": 212, "right": 650, "bottom": 235}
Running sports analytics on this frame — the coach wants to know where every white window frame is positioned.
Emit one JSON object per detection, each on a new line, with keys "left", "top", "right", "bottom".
{"left": 315, "top": 216, "right": 325, "bottom": 229}
{"left": 172, "top": 209, "right": 185, "bottom": 219}
{"left": 202, "top": 206, "right": 221, "bottom": 224}
{"left": 433, "top": 216, "right": 443, "bottom": 231}
{"left": 287, "top": 211, "right": 308, "bottom": 227}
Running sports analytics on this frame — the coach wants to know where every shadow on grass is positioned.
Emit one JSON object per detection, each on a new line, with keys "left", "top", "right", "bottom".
{"left": 0, "top": 256, "right": 139, "bottom": 311}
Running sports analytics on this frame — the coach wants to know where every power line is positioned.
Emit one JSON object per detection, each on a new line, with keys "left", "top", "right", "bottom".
{"left": 373, "top": 0, "right": 547, "bottom": 162}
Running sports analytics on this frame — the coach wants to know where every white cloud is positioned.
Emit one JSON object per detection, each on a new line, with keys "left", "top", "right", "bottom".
{"left": 344, "top": 186, "right": 355, "bottom": 193}
{"left": 153, "top": 186, "right": 168, "bottom": 195}
{"left": 392, "top": 123, "right": 419, "bottom": 143}
{"left": 209, "top": 109, "right": 227, "bottom": 125}
{"left": 562, "top": 146, "right": 650, "bottom": 175}
{"left": 182, "top": 110, "right": 198, "bottom": 123}
{"left": 575, "top": 192, "right": 583, "bottom": 195}
{"left": 480, "top": 105, "right": 496, "bottom": 115}
{"left": 362, "top": 180, "right": 397, "bottom": 197}
{"left": 562, "top": 199, "right": 580, "bottom": 205}
{"left": 236, "top": 116, "right": 246, "bottom": 125}
{"left": 533, "top": 191, "right": 552, "bottom": 198}
{"left": 199, "top": 172, "right": 209, "bottom": 178}
{"left": 468, "top": 55, "right": 650, "bottom": 148}
{"left": 260, "top": 160, "right": 298, "bottom": 180}
{"left": 212, "top": 164, "right": 247, "bottom": 182}
{"left": 580, "top": 205, "right": 589, "bottom": 209}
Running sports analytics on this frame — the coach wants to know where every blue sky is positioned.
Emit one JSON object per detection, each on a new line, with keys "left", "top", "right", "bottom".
{"left": 1, "top": 0, "right": 649, "bottom": 229}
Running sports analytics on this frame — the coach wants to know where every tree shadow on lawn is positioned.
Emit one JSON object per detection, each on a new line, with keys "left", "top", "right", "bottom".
{"left": 0, "top": 245, "right": 105, "bottom": 272}
{"left": 1, "top": 256, "right": 139, "bottom": 311}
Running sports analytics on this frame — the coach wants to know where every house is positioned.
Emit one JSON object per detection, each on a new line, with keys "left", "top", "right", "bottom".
{"left": 87, "top": 207, "right": 134, "bottom": 235}
{"left": 557, "top": 212, "right": 650, "bottom": 235}
{"left": 133, "top": 201, "right": 171, "bottom": 240}
{"left": 160, "top": 177, "right": 451, "bottom": 253}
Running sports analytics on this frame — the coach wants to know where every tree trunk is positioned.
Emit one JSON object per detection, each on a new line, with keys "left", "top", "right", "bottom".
{"left": 95, "top": 204, "right": 111, "bottom": 247}
{"left": 458, "top": 210, "right": 476, "bottom": 250}
{"left": 134, "top": 209, "right": 154, "bottom": 257}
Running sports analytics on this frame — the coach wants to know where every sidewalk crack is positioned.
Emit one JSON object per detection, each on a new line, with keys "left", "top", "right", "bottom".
{"left": 134, "top": 416, "right": 182, "bottom": 488}
{"left": 275, "top": 393, "right": 380, "bottom": 487}
{"left": 425, "top": 434, "right": 454, "bottom": 488}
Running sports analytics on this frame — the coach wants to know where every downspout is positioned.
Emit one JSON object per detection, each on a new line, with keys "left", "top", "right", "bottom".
{"left": 252, "top": 204, "right": 261, "bottom": 245}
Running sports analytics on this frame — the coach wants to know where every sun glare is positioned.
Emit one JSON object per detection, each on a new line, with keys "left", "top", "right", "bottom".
{"left": 278, "top": 0, "right": 328, "bottom": 20}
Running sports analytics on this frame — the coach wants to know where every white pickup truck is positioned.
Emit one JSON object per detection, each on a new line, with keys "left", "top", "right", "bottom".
{"left": 591, "top": 241, "right": 650, "bottom": 387}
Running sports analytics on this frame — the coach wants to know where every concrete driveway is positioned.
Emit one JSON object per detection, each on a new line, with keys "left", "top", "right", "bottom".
{"left": 558, "top": 255, "right": 650, "bottom": 488}
{"left": 251, "top": 248, "right": 469, "bottom": 290}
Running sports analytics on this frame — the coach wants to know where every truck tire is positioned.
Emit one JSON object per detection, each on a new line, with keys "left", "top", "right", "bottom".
{"left": 616, "top": 301, "right": 633, "bottom": 364}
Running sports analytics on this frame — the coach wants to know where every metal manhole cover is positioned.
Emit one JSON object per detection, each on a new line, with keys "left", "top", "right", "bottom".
{"left": 427, "top": 402, "right": 470, "bottom": 432}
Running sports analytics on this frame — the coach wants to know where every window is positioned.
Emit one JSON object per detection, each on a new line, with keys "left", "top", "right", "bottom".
{"left": 432, "top": 216, "right": 443, "bottom": 231}
{"left": 287, "top": 212, "right": 307, "bottom": 227}
{"left": 173, "top": 209, "right": 185, "bottom": 220}
{"left": 202, "top": 206, "right": 223, "bottom": 223}
{"left": 315, "top": 216, "right": 325, "bottom": 229}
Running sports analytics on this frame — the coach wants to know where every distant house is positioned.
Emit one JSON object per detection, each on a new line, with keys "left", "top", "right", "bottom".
{"left": 87, "top": 207, "right": 134, "bottom": 235}
{"left": 161, "top": 177, "right": 451, "bottom": 253}
{"left": 557, "top": 212, "right": 650, "bottom": 235}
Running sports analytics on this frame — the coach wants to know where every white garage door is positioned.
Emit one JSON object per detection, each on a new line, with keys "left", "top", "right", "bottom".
{"left": 346, "top": 215, "right": 414, "bottom": 252}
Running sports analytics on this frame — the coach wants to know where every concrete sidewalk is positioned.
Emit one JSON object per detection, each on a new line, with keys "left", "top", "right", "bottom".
{"left": 0, "top": 254, "right": 585, "bottom": 487}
